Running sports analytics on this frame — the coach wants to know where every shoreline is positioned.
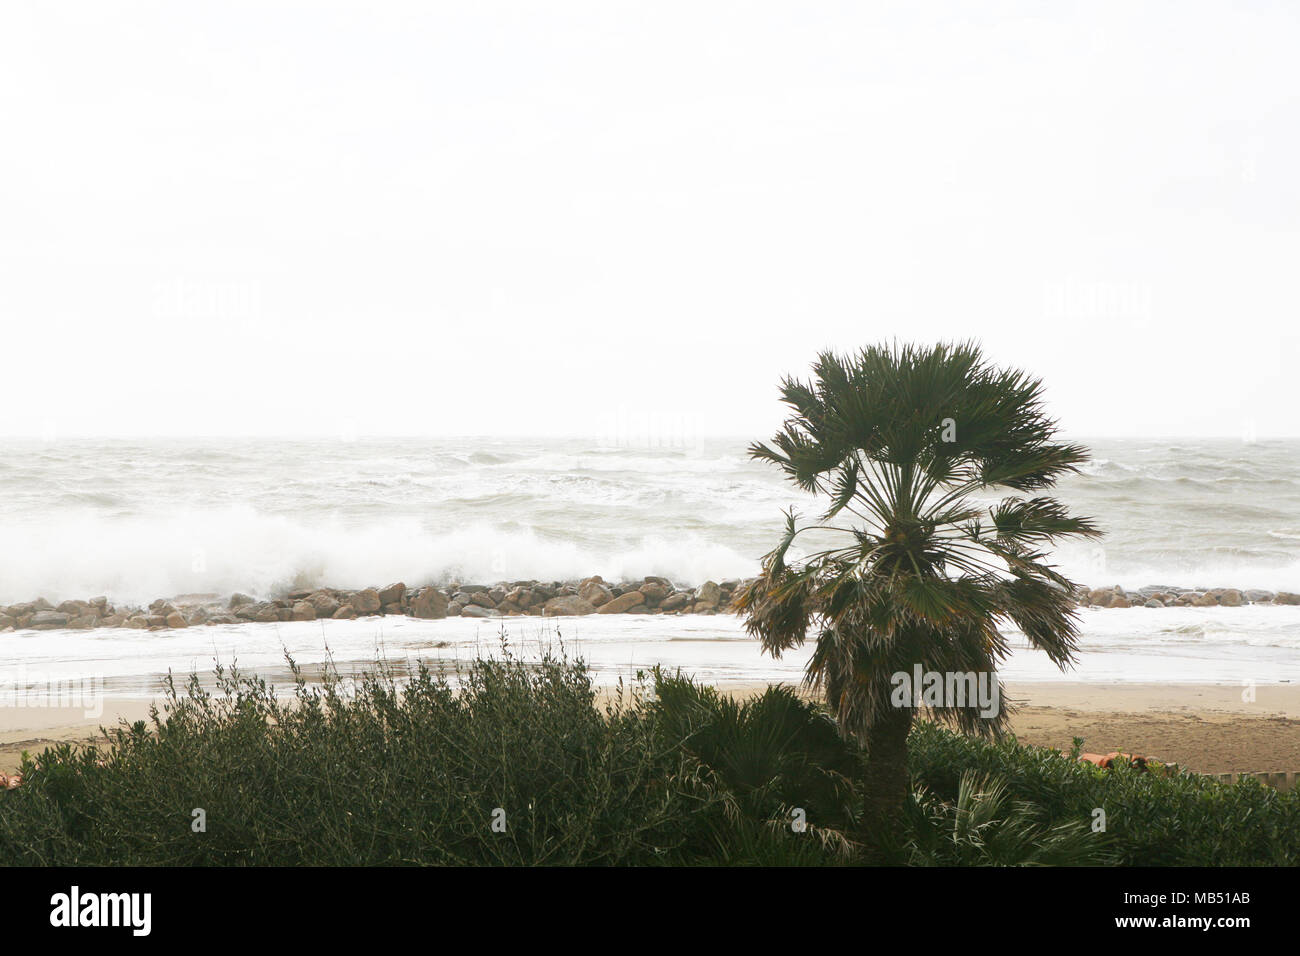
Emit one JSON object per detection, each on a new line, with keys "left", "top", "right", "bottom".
{"left": 4, "top": 680, "right": 1297, "bottom": 777}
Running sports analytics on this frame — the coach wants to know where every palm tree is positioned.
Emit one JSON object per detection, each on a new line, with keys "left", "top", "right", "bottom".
{"left": 736, "top": 341, "right": 1100, "bottom": 854}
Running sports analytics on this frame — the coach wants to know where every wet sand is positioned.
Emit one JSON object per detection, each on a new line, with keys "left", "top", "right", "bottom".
{"left": 2, "top": 681, "right": 1297, "bottom": 776}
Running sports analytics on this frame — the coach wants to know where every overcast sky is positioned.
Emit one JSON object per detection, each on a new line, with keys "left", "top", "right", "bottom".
{"left": 2, "top": 2, "right": 1297, "bottom": 440}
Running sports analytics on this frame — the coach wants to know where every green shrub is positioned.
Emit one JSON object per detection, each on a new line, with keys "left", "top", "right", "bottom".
{"left": 907, "top": 720, "right": 1300, "bottom": 866}
{"left": 2, "top": 656, "right": 1293, "bottom": 867}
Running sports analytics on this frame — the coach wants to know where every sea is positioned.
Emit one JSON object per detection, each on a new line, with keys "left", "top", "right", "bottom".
{"left": 2, "top": 436, "right": 1299, "bottom": 697}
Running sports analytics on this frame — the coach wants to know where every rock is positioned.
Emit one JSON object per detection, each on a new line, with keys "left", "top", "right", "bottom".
{"left": 1219, "top": 589, "right": 1243, "bottom": 607}
{"left": 146, "top": 615, "right": 168, "bottom": 627}
{"left": 291, "top": 602, "right": 316, "bottom": 621}
{"left": 505, "top": 586, "right": 535, "bottom": 608}
{"left": 1143, "top": 599, "right": 1164, "bottom": 608}
{"left": 56, "top": 600, "right": 87, "bottom": 615}
{"left": 351, "top": 588, "right": 382, "bottom": 614}
{"left": 542, "top": 595, "right": 598, "bottom": 617}
{"left": 32, "top": 598, "right": 53, "bottom": 611}
{"left": 206, "top": 615, "right": 239, "bottom": 625}
{"left": 1110, "top": 596, "right": 1132, "bottom": 608}
{"left": 0, "top": 614, "right": 15, "bottom": 630}
{"left": 1244, "top": 589, "right": 1275, "bottom": 603}
{"left": 1087, "top": 588, "right": 1113, "bottom": 608}
{"left": 276, "top": 607, "right": 293, "bottom": 622}
{"left": 410, "top": 587, "right": 449, "bottom": 619}
{"left": 235, "top": 602, "right": 279, "bottom": 623}
{"left": 100, "top": 613, "right": 127, "bottom": 627}
{"left": 461, "top": 605, "right": 501, "bottom": 619}
{"left": 578, "top": 578, "right": 613, "bottom": 607}
{"left": 1193, "top": 592, "right": 1219, "bottom": 607}
{"left": 377, "top": 582, "right": 406, "bottom": 606}
{"left": 165, "top": 611, "right": 188, "bottom": 628}
{"left": 660, "top": 592, "right": 691, "bottom": 612}
{"left": 125, "top": 616, "right": 150, "bottom": 629}
{"left": 448, "top": 601, "right": 466, "bottom": 617}
{"left": 639, "top": 582, "right": 670, "bottom": 603}
{"left": 598, "top": 591, "right": 645, "bottom": 614}
{"left": 467, "top": 591, "right": 497, "bottom": 609}
{"left": 308, "top": 590, "right": 341, "bottom": 617}
{"left": 1175, "top": 592, "right": 1200, "bottom": 605}
{"left": 488, "top": 586, "right": 507, "bottom": 605}
{"left": 229, "top": 592, "right": 256, "bottom": 609}
{"left": 332, "top": 604, "right": 358, "bottom": 620}
{"left": 29, "top": 610, "right": 70, "bottom": 629}
{"left": 694, "top": 581, "right": 723, "bottom": 608}
{"left": 1275, "top": 592, "right": 1300, "bottom": 605}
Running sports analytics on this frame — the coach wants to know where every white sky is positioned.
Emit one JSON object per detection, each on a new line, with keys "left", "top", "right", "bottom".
{"left": 2, "top": 1, "right": 1297, "bottom": 439}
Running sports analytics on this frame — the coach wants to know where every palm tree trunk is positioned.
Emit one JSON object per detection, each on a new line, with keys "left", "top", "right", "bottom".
{"left": 858, "top": 706, "right": 914, "bottom": 861}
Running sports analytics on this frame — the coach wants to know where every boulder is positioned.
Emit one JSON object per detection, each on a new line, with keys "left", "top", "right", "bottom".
{"left": 229, "top": 592, "right": 256, "bottom": 609}
{"left": 505, "top": 586, "right": 535, "bottom": 608}
{"left": 639, "top": 582, "right": 671, "bottom": 603}
{"left": 578, "top": 578, "right": 613, "bottom": 607}
{"left": 29, "top": 610, "right": 70, "bottom": 629}
{"left": 448, "top": 601, "right": 466, "bottom": 617}
{"left": 1219, "top": 589, "right": 1243, "bottom": 607}
{"left": 377, "top": 582, "right": 406, "bottom": 606}
{"left": 1244, "top": 589, "right": 1275, "bottom": 604}
{"left": 1143, "top": 599, "right": 1164, "bottom": 608}
{"left": 165, "top": 611, "right": 188, "bottom": 628}
{"left": 125, "top": 616, "right": 150, "bottom": 629}
{"left": 660, "top": 592, "right": 691, "bottom": 612}
{"left": 100, "top": 613, "right": 127, "bottom": 627}
{"left": 461, "top": 605, "right": 501, "bottom": 619}
{"left": 308, "top": 591, "right": 341, "bottom": 617}
{"left": 235, "top": 602, "right": 279, "bottom": 623}
{"left": 694, "top": 581, "right": 723, "bottom": 608}
{"left": 1193, "top": 592, "right": 1219, "bottom": 607}
{"left": 32, "top": 598, "right": 53, "bottom": 611}
{"left": 291, "top": 602, "right": 316, "bottom": 621}
{"left": 467, "top": 591, "right": 497, "bottom": 609}
{"left": 598, "top": 591, "right": 645, "bottom": 614}
{"left": 332, "top": 604, "right": 358, "bottom": 620}
{"left": 0, "top": 614, "right": 15, "bottom": 630}
{"left": 411, "top": 587, "right": 449, "bottom": 619}
{"left": 69, "top": 614, "right": 99, "bottom": 629}
{"left": 351, "top": 588, "right": 382, "bottom": 614}
{"left": 1110, "top": 596, "right": 1132, "bottom": 608}
{"left": 1087, "top": 588, "right": 1113, "bottom": 608}
{"left": 1275, "top": 592, "right": 1300, "bottom": 606}
{"left": 542, "top": 595, "right": 599, "bottom": 617}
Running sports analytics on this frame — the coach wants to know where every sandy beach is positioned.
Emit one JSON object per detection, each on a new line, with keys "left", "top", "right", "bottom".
{"left": 4, "top": 680, "right": 1296, "bottom": 777}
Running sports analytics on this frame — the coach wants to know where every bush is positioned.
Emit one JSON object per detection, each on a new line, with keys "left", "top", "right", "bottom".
{"left": 2, "top": 655, "right": 1294, "bottom": 866}
{"left": 0, "top": 653, "right": 713, "bottom": 865}
{"left": 907, "top": 720, "right": 1300, "bottom": 866}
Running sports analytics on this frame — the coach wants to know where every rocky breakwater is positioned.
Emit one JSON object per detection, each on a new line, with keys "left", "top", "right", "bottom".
{"left": 1077, "top": 585, "right": 1300, "bottom": 608}
{"left": 0, "top": 576, "right": 749, "bottom": 632}
{"left": 5, "top": 579, "right": 1299, "bottom": 634}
